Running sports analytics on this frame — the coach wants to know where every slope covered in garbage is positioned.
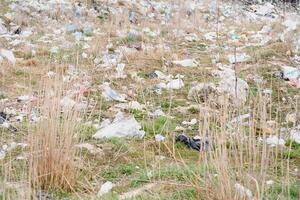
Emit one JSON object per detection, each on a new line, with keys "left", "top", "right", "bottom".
{"left": 0, "top": 0, "right": 300, "bottom": 199}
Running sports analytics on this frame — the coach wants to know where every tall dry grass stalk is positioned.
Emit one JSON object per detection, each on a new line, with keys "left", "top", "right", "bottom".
{"left": 28, "top": 79, "right": 79, "bottom": 192}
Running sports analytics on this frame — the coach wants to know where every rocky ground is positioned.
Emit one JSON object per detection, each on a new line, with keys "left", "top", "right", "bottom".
{"left": 0, "top": 0, "right": 300, "bottom": 199}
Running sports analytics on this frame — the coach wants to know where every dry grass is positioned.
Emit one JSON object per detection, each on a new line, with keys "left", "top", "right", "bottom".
{"left": 28, "top": 80, "right": 79, "bottom": 192}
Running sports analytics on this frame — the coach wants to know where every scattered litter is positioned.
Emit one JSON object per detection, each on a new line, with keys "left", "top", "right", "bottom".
{"left": 129, "top": 11, "right": 137, "bottom": 24}
{"left": 228, "top": 53, "right": 250, "bottom": 64}
{"left": 50, "top": 47, "right": 59, "bottom": 54}
{"left": 175, "top": 134, "right": 209, "bottom": 151}
{"left": 93, "top": 112, "right": 145, "bottom": 139}
{"left": 116, "top": 63, "right": 126, "bottom": 78}
{"left": 215, "top": 67, "right": 249, "bottom": 106}
{"left": 255, "top": 2, "right": 274, "bottom": 16}
{"left": 102, "top": 83, "right": 127, "bottom": 102}
{"left": 204, "top": 32, "right": 217, "bottom": 41}
{"left": 0, "top": 49, "right": 16, "bottom": 65}
{"left": 119, "top": 183, "right": 156, "bottom": 200}
{"left": 145, "top": 70, "right": 167, "bottom": 80}
{"left": 60, "top": 96, "right": 76, "bottom": 110}
{"left": 182, "top": 118, "right": 197, "bottom": 126}
{"left": 166, "top": 78, "right": 184, "bottom": 90}
{"left": 281, "top": 66, "right": 300, "bottom": 80}
{"left": 290, "top": 129, "right": 300, "bottom": 144}
{"left": 188, "top": 83, "right": 217, "bottom": 102}
{"left": 234, "top": 183, "right": 253, "bottom": 200}
{"left": 266, "top": 136, "right": 285, "bottom": 147}
{"left": 0, "top": 142, "right": 27, "bottom": 160}
{"left": 75, "top": 143, "right": 102, "bottom": 154}
{"left": 151, "top": 109, "right": 165, "bottom": 117}
{"left": 97, "top": 181, "right": 114, "bottom": 197}
{"left": 0, "top": 112, "right": 18, "bottom": 132}
{"left": 172, "top": 59, "right": 198, "bottom": 67}
{"left": 230, "top": 113, "right": 250, "bottom": 125}
{"left": 266, "top": 180, "right": 274, "bottom": 185}
{"left": 115, "top": 101, "right": 144, "bottom": 111}
{"left": 155, "top": 134, "right": 165, "bottom": 142}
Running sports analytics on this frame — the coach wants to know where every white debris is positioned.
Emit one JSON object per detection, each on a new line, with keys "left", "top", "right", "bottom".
{"left": 93, "top": 113, "right": 145, "bottom": 139}
{"left": 50, "top": 46, "right": 59, "bottom": 54}
{"left": 0, "top": 150, "right": 5, "bottom": 160}
{"left": 182, "top": 118, "right": 197, "bottom": 125}
{"left": 204, "top": 32, "right": 217, "bottom": 41}
{"left": 151, "top": 109, "right": 165, "bottom": 117}
{"left": 266, "top": 180, "right": 274, "bottom": 185}
{"left": 228, "top": 53, "right": 250, "bottom": 64}
{"left": 47, "top": 71, "right": 56, "bottom": 78}
{"left": 234, "top": 183, "right": 253, "bottom": 200}
{"left": 60, "top": 96, "right": 76, "bottom": 110}
{"left": 173, "top": 59, "right": 198, "bottom": 67}
{"left": 97, "top": 181, "right": 114, "bottom": 197}
{"left": 102, "top": 83, "right": 127, "bottom": 102}
{"left": 17, "top": 95, "right": 30, "bottom": 101}
{"left": 0, "top": 49, "right": 16, "bottom": 65}
{"left": 119, "top": 183, "right": 156, "bottom": 200}
{"left": 0, "top": 142, "right": 27, "bottom": 160}
{"left": 187, "top": 83, "right": 217, "bottom": 101}
{"left": 266, "top": 136, "right": 285, "bottom": 147}
{"left": 281, "top": 66, "right": 300, "bottom": 80}
{"left": 0, "top": 20, "right": 7, "bottom": 34}
{"left": 290, "top": 129, "right": 300, "bottom": 144}
{"left": 155, "top": 134, "right": 165, "bottom": 142}
{"left": 115, "top": 101, "right": 144, "bottom": 111}
{"left": 116, "top": 63, "right": 126, "bottom": 78}
{"left": 166, "top": 78, "right": 184, "bottom": 90}
{"left": 282, "top": 14, "right": 300, "bottom": 31}
{"left": 255, "top": 2, "right": 274, "bottom": 16}
{"left": 217, "top": 71, "right": 249, "bottom": 106}
{"left": 75, "top": 143, "right": 102, "bottom": 154}
{"left": 154, "top": 70, "right": 168, "bottom": 80}
{"left": 230, "top": 113, "right": 250, "bottom": 124}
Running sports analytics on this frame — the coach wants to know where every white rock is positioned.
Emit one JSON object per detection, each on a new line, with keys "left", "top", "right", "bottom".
{"left": 173, "top": 59, "right": 198, "bottom": 67}
{"left": 0, "top": 49, "right": 16, "bottom": 65}
{"left": 97, "top": 181, "right": 114, "bottom": 197}
{"left": 93, "top": 113, "right": 145, "bottom": 139}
